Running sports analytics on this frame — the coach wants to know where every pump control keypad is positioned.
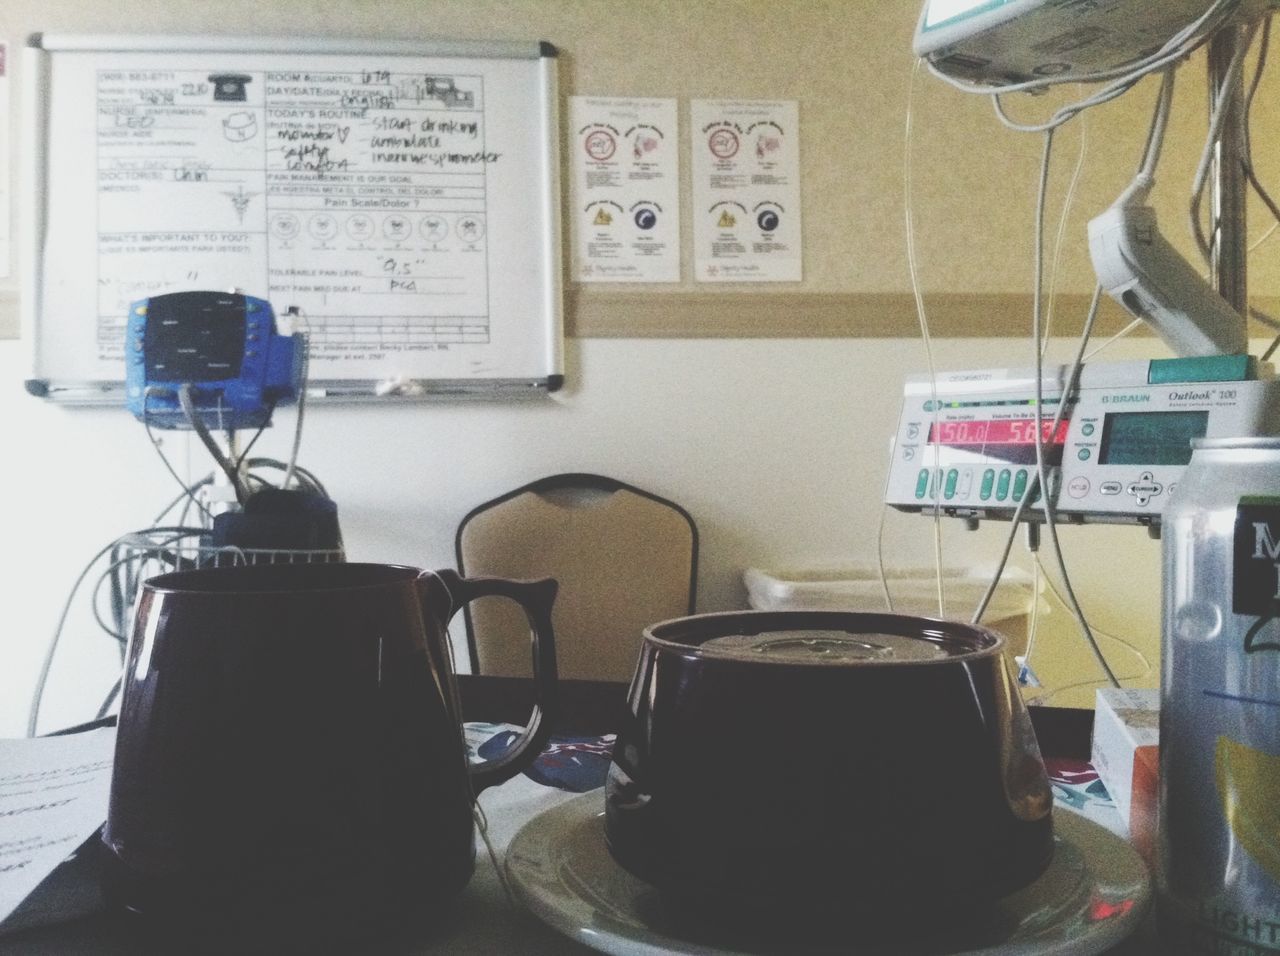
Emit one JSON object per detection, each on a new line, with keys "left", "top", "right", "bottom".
{"left": 912, "top": 467, "right": 1056, "bottom": 507}
{"left": 1126, "top": 471, "right": 1164, "bottom": 508}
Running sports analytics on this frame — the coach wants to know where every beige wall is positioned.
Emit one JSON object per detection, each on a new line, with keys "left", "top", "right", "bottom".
{"left": 4, "top": 0, "right": 1279, "bottom": 337}
{"left": 1, "top": 1, "right": 1274, "bottom": 730}
{"left": 0, "top": 332, "right": 1168, "bottom": 735}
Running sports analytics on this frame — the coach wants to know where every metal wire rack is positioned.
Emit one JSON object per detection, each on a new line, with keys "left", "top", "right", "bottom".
{"left": 106, "top": 527, "right": 345, "bottom": 637}
{"left": 27, "top": 524, "right": 346, "bottom": 735}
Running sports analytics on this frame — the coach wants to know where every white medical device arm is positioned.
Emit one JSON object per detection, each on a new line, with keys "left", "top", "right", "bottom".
{"left": 1088, "top": 203, "right": 1247, "bottom": 357}
{"left": 915, "top": 0, "right": 1269, "bottom": 89}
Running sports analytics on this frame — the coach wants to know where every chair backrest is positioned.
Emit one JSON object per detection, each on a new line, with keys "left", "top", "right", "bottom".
{"left": 456, "top": 474, "right": 698, "bottom": 681}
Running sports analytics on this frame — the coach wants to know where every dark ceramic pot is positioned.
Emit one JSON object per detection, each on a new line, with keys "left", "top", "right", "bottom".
{"left": 605, "top": 610, "right": 1053, "bottom": 932}
{"left": 101, "top": 563, "right": 557, "bottom": 953}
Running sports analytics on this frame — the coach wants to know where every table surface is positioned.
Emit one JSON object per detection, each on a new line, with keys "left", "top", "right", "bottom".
{"left": 0, "top": 679, "right": 1159, "bottom": 955}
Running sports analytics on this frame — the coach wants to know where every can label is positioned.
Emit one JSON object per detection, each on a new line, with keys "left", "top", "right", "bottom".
{"left": 1178, "top": 901, "right": 1280, "bottom": 954}
{"left": 1234, "top": 497, "right": 1280, "bottom": 652}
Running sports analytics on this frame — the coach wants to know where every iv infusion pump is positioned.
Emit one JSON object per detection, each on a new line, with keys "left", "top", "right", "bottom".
{"left": 885, "top": 356, "right": 1280, "bottom": 525}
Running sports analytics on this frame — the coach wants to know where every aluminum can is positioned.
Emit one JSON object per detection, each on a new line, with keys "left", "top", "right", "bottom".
{"left": 1160, "top": 437, "right": 1280, "bottom": 955}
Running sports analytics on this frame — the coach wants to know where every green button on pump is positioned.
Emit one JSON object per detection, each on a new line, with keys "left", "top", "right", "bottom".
{"left": 996, "top": 469, "right": 1011, "bottom": 501}
{"left": 944, "top": 469, "right": 959, "bottom": 500}
{"left": 1012, "top": 469, "right": 1028, "bottom": 501}
{"left": 980, "top": 469, "right": 995, "bottom": 500}
{"left": 915, "top": 469, "right": 930, "bottom": 499}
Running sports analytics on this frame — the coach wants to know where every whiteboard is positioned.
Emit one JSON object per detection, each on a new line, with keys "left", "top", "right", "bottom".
{"left": 23, "top": 35, "right": 564, "bottom": 401}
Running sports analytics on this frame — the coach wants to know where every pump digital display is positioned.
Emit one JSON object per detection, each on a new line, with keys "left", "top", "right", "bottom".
{"left": 1099, "top": 410, "right": 1209, "bottom": 466}
{"left": 928, "top": 418, "right": 1070, "bottom": 446}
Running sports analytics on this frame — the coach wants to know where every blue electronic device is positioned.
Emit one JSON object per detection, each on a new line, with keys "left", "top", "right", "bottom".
{"left": 125, "top": 290, "right": 302, "bottom": 430}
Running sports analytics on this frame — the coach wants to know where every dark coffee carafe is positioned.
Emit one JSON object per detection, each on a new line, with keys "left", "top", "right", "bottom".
{"left": 101, "top": 563, "right": 557, "bottom": 953}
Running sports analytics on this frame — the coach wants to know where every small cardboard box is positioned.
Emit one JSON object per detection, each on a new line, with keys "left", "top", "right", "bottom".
{"left": 1092, "top": 687, "right": 1159, "bottom": 864}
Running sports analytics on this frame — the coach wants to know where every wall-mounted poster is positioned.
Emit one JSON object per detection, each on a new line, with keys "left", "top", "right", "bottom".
{"left": 691, "top": 98, "right": 801, "bottom": 283}
{"left": 570, "top": 96, "right": 679, "bottom": 283}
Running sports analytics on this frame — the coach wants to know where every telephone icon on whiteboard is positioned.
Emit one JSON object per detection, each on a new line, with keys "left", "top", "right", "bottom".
{"left": 209, "top": 73, "right": 251, "bottom": 102}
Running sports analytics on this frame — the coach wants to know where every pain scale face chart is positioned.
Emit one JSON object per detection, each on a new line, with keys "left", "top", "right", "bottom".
{"left": 93, "top": 62, "right": 496, "bottom": 372}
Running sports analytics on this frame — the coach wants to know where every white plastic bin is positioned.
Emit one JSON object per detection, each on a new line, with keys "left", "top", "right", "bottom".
{"left": 742, "top": 566, "right": 1037, "bottom": 625}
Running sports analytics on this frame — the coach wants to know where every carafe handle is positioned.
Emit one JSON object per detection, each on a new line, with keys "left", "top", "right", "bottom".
{"left": 420, "top": 568, "right": 559, "bottom": 795}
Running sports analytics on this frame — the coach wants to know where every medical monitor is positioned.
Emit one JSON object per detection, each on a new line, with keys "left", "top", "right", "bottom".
{"left": 915, "top": 0, "right": 1271, "bottom": 85}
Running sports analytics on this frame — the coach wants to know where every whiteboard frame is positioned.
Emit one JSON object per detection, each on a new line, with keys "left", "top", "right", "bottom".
{"left": 22, "top": 34, "right": 564, "bottom": 403}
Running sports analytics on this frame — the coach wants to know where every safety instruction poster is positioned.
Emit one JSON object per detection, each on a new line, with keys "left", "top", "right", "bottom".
{"left": 569, "top": 96, "right": 679, "bottom": 283}
{"left": 691, "top": 99, "right": 801, "bottom": 283}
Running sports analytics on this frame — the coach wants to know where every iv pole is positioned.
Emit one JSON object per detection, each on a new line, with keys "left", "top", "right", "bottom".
{"left": 1209, "top": 25, "right": 1250, "bottom": 320}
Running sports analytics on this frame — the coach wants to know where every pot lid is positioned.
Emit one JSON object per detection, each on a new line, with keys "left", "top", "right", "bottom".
{"left": 646, "top": 610, "right": 1001, "bottom": 666}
